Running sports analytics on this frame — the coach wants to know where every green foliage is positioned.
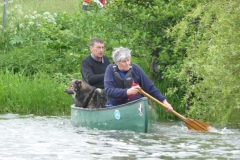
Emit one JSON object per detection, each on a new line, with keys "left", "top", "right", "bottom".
{"left": 1, "top": 0, "right": 239, "bottom": 126}
{"left": 169, "top": 0, "right": 240, "bottom": 126}
{"left": 0, "top": 10, "right": 84, "bottom": 76}
{"left": 106, "top": 0, "right": 205, "bottom": 68}
{"left": 0, "top": 45, "right": 81, "bottom": 76}
{"left": 0, "top": 70, "right": 72, "bottom": 115}
{"left": 102, "top": 0, "right": 208, "bottom": 119}
{"left": 1, "top": 0, "right": 197, "bottom": 79}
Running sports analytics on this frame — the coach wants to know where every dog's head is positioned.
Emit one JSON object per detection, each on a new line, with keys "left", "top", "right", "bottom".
{"left": 65, "top": 78, "right": 79, "bottom": 95}
{"left": 65, "top": 78, "right": 87, "bottom": 92}
{"left": 64, "top": 78, "right": 94, "bottom": 95}
{"left": 65, "top": 78, "right": 97, "bottom": 107}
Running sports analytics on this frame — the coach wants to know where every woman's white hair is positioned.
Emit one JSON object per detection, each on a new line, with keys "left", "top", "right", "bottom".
{"left": 112, "top": 47, "right": 131, "bottom": 63}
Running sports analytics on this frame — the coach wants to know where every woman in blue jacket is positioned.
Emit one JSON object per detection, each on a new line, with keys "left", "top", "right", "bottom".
{"left": 104, "top": 47, "right": 173, "bottom": 111}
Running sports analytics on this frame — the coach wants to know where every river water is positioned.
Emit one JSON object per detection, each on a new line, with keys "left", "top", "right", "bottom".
{"left": 0, "top": 113, "right": 239, "bottom": 160}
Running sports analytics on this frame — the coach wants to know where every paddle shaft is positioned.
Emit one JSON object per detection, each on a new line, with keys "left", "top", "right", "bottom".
{"left": 139, "top": 89, "right": 187, "bottom": 121}
{"left": 139, "top": 88, "right": 212, "bottom": 131}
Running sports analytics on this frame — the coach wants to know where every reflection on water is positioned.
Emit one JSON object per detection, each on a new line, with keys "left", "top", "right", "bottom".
{"left": 0, "top": 113, "right": 240, "bottom": 160}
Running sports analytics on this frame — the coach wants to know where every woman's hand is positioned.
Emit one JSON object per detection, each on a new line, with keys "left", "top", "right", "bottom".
{"left": 163, "top": 99, "right": 173, "bottom": 112}
{"left": 126, "top": 85, "right": 141, "bottom": 95}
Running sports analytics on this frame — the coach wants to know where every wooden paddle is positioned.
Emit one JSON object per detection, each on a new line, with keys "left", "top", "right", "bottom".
{"left": 139, "top": 88, "right": 211, "bottom": 132}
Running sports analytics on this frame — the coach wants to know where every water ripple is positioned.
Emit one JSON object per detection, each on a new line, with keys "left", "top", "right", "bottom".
{"left": 0, "top": 114, "right": 239, "bottom": 160}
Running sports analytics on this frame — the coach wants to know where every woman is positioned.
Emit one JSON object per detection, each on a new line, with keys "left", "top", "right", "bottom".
{"left": 104, "top": 47, "right": 173, "bottom": 111}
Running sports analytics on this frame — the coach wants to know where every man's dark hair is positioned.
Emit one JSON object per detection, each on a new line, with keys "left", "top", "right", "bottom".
{"left": 90, "top": 38, "right": 104, "bottom": 46}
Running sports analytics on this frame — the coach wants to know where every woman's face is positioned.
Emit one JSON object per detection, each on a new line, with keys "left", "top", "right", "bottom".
{"left": 116, "top": 58, "right": 131, "bottom": 71}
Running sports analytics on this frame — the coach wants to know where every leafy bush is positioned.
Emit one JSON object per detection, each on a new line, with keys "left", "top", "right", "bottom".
{"left": 169, "top": 0, "right": 240, "bottom": 126}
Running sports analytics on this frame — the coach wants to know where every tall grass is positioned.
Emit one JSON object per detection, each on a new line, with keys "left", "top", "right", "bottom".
{"left": 1, "top": 0, "right": 80, "bottom": 15}
{"left": 0, "top": 70, "right": 72, "bottom": 115}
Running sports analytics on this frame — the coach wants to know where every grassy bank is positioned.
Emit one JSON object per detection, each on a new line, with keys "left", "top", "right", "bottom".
{"left": 0, "top": 70, "right": 72, "bottom": 115}
{"left": 1, "top": 0, "right": 80, "bottom": 15}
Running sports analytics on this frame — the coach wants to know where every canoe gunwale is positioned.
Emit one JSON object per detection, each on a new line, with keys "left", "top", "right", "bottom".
{"left": 70, "top": 97, "right": 148, "bottom": 111}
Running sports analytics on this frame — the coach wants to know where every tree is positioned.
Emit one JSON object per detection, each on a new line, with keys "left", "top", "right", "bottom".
{"left": 170, "top": 0, "right": 240, "bottom": 126}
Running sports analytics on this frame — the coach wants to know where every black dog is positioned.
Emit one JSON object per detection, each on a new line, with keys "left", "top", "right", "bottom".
{"left": 65, "top": 78, "right": 107, "bottom": 108}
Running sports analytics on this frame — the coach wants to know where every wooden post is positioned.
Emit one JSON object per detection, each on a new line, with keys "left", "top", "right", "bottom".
{"left": 2, "top": 0, "right": 8, "bottom": 30}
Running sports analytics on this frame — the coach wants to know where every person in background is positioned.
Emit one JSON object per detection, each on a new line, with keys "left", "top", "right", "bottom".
{"left": 82, "top": 0, "right": 90, "bottom": 11}
{"left": 81, "top": 38, "right": 110, "bottom": 89}
{"left": 104, "top": 47, "right": 173, "bottom": 111}
{"left": 82, "top": 0, "right": 106, "bottom": 11}
{"left": 99, "top": 0, "right": 106, "bottom": 6}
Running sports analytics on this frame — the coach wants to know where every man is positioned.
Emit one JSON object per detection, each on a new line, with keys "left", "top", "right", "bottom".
{"left": 81, "top": 38, "right": 110, "bottom": 89}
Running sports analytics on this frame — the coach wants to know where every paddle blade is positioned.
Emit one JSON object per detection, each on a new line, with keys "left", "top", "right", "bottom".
{"left": 184, "top": 118, "right": 211, "bottom": 132}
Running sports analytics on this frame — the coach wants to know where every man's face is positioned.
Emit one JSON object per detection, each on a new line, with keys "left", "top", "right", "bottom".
{"left": 90, "top": 42, "right": 105, "bottom": 61}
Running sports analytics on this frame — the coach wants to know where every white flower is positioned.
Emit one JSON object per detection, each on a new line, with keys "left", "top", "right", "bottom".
{"left": 19, "top": 23, "right": 24, "bottom": 28}
{"left": 28, "top": 21, "right": 34, "bottom": 26}
{"left": 14, "top": 4, "right": 21, "bottom": 9}
{"left": 30, "top": 15, "right": 35, "bottom": 20}
{"left": 18, "top": 11, "right": 24, "bottom": 15}
{"left": 35, "top": 14, "right": 41, "bottom": 18}
{"left": 37, "top": 24, "right": 42, "bottom": 27}
{"left": 43, "top": 12, "right": 50, "bottom": 16}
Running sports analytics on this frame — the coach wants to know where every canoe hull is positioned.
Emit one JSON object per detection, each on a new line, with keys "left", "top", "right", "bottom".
{"left": 71, "top": 97, "right": 149, "bottom": 133}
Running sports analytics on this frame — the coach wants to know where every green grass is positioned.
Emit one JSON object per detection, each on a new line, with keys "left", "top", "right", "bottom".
{"left": 1, "top": 0, "right": 81, "bottom": 30}
{"left": 0, "top": 70, "right": 72, "bottom": 115}
{"left": 1, "top": 0, "right": 80, "bottom": 15}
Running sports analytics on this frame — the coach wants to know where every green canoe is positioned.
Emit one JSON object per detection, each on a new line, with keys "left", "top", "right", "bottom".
{"left": 71, "top": 97, "right": 149, "bottom": 133}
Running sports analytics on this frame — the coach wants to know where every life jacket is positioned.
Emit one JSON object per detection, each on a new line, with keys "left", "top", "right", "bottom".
{"left": 84, "top": 0, "right": 91, "bottom": 4}
{"left": 113, "top": 64, "right": 139, "bottom": 101}
{"left": 113, "top": 64, "right": 133, "bottom": 89}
